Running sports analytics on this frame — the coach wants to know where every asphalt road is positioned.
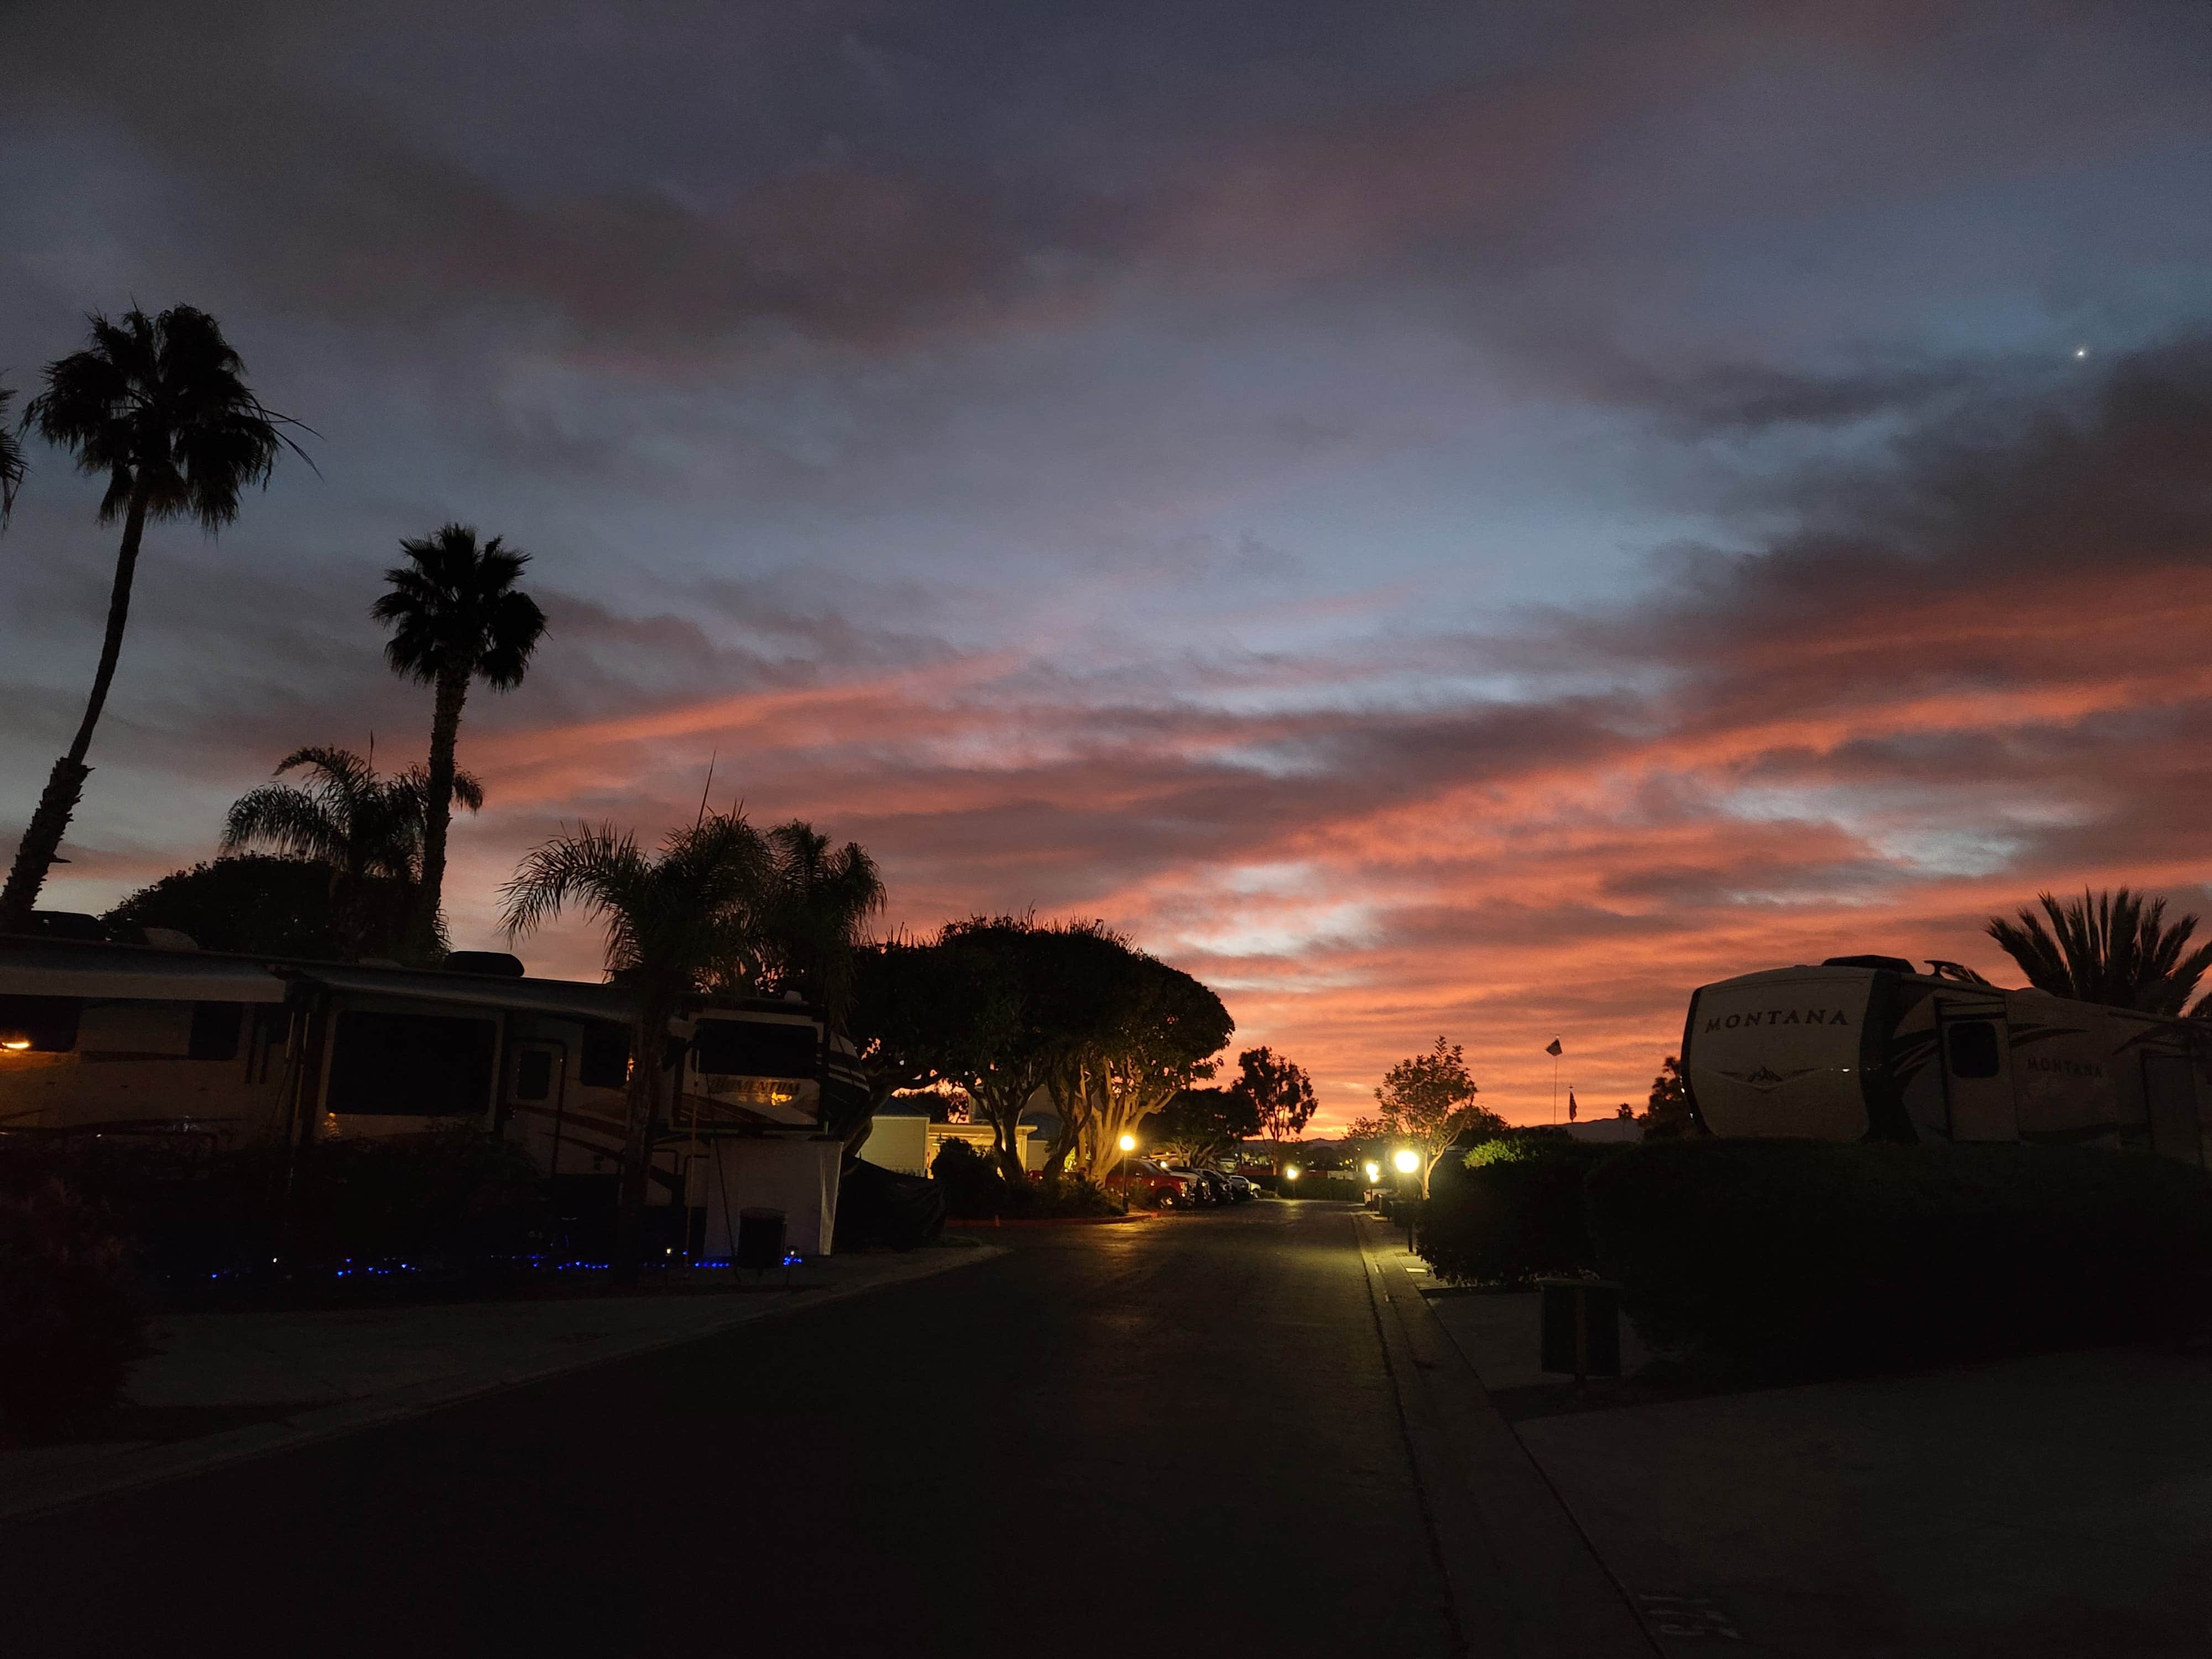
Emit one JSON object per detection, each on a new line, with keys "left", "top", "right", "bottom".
{"left": 2, "top": 1201, "right": 1458, "bottom": 1658}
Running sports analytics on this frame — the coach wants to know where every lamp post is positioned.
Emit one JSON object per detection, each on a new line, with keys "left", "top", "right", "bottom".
{"left": 1118, "top": 1131, "right": 1136, "bottom": 1212}
{"left": 1392, "top": 1146, "right": 1423, "bottom": 1251}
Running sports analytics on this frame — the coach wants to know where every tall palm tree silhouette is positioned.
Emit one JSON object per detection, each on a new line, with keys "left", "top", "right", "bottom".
{"left": 0, "top": 380, "right": 24, "bottom": 524}
{"left": 2, "top": 306, "right": 309, "bottom": 931}
{"left": 223, "top": 745, "right": 482, "bottom": 958}
{"left": 501, "top": 810, "right": 772, "bottom": 1279}
{"left": 372, "top": 524, "right": 546, "bottom": 958}
{"left": 1986, "top": 888, "right": 2212, "bottom": 1017}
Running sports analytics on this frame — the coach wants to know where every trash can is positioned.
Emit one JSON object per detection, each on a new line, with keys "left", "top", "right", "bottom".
{"left": 1537, "top": 1276, "right": 1621, "bottom": 1381}
{"left": 736, "top": 1206, "right": 787, "bottom": 1272}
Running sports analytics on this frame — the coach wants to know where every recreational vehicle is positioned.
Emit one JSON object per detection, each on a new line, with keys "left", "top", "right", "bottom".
{"left": 0, "top": 934, "right": 869, "bottom": 1253}
{"left": 1681, "top": 957, "right": 2212, "bottom": 1167}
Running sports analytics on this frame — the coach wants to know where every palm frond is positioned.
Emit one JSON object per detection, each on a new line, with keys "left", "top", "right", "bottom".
{"left": 1986, "top": 887, "right": 2212, "bottom": 1015}
{"left": 372, "top": 523, "right": 547, "bottom": 690}
{"left": 23, "top": 306, "right": 309, "bottom": 529}
{"left": 0, "top": 383, "right": 24, "bottom": 524}
{"left": 221, "top": 783, "right": 345, "bottom": 864}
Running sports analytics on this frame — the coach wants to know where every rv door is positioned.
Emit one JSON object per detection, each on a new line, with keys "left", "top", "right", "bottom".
{"left": 504, "top": 1040, "right": 566, "bottom": 1154}
{"left": 1937, "top": 1010, "right": 2014, "bottom": 1141}
{"left": 2143, "top": 1053, "right": 2203, "bottom": 1166}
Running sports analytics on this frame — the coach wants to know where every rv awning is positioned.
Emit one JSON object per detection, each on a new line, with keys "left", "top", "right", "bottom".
{"left": 0, "top": 941, "right": 288, "bottom": 1003}
{"left": 284, "top": 964, "right": 635, "bottom": 1022}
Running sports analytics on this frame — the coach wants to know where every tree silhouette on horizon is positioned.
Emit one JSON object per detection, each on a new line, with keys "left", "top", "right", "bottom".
{"left": 1, "top": 305, "right": 308, "bottom": 931}
{"left": 1986, "top": 888, "right": 2212, "bottom": 1018}
{"left": 373, "top": 523, "right": 546, "bottom": 961}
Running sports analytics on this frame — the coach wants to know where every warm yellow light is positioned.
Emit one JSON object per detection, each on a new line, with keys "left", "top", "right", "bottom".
{"left": 1, "top": 1039, "right": 30, "bottom": 1051}
{"left": 1364, "top": 1160, "right": 1381, "bottom": 1183}
{"left": 1284, "top": 1165, "right": 1300, "bottom": 1181}
{"left": 1393, "top": 1149, "right": 1422, "bottom": 1175}
{"left": 1118, "top": 1134, "right": 1136, "bottom": 1152}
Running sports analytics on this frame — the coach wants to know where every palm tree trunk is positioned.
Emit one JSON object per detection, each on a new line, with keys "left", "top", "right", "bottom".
{"left": 0, "top": 489, "right": 149, "bottom": 932}
{"left": 613, "top": 1000, "right": 670, "bottom": 1283}
{"left": 410, "top": 663, "right": 469, "bottom": 961}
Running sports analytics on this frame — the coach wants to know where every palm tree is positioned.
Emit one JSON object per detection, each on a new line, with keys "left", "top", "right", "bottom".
{"left": 222, "top": 745, "right": 481, "bottom": 958}
{"left": 372, "top": 524, "right": 546, "bottom": 959}
{"left": 754, "top": 821, "right": 885, "bottom": 1031}
{"left": 1986, "top": 888, "right": 2212, "bottom": 1017}
{"left": 501, "top": 811, "right": 771, "bottom": 1280}
{"left": 0, "top": 379, "right": 25, "bottom": 525}
{"left": 1, "top": 306, "right": 307, "bottom": 933}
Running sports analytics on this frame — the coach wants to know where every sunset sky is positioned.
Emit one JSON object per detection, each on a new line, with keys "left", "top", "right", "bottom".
{"left": 4, "top": 1, "right": 2210, "bottom": 1128}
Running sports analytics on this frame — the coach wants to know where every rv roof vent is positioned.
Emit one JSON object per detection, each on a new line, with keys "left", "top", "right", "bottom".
{"left": 1821, "top": 954, "right": 1916, "bottom": 974}
{"left": 140, "top": 927, "right": 200, "bottom": 952}
{"left": 444, "top": 950, "right": 526, "bottom": 978}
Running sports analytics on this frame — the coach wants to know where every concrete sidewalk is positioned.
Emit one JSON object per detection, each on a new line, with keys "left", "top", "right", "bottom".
{"left": 1426, "top": 1282, "right": 2212, "bottom": 1656}
{"left": 1355, "top": 1215, "right": 1657, "bottom": 1656}
{"left": 1, "top": 1241, "right": 1001, "bottom": 1522}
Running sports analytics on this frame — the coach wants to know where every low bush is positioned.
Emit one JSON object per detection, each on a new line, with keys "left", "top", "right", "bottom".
{"left": 1417, "top": 1134, "right": 1614, "bottom": 1285}
{"left": 285, "top": 1127, "right": 543, "bottom": 1265}
{"left": 931, "top": 1139, "right": 1034, "bottom": 1219}
{"left": 0, "top": 1178, "right": 151, "bottom": 1433}
{"left": 1586, "top": 1139, "right": 2212, "bottom": 1377}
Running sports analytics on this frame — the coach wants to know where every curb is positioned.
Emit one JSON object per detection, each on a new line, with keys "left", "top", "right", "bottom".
{"left": 0, "top": 1244, "right": 1006, "bottom": 1524}
{"left": 1355, "top": 1215, "right": 1658, "bottom": 1657}
{"left": 946, "top": 1212, "right": 1151, "bottom": 1228}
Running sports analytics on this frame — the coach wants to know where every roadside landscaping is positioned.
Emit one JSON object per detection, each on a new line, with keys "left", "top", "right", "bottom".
{"left": 1418, "top": 1133, "right": 2212, "bottom": 1380}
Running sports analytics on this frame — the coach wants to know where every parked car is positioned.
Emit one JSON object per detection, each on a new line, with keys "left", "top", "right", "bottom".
{"left": 1217, "top": 1171, "right": 1257, "bottom": 1202}
{"left": 1108, "top": 1157, "right": 1191, "bottom": 1207}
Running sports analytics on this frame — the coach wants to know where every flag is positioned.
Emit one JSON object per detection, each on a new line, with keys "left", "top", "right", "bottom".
{"left": 1545, "top": 1037, "right": 1563, "bottom": 1057}
{"left": 1568, "top": 1089, "right": 1579, "bottom": 1122}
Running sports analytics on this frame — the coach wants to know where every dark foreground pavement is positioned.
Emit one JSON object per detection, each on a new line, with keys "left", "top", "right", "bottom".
{"left": 2, "top": 1202, "right": 1460, "bottom": 1658}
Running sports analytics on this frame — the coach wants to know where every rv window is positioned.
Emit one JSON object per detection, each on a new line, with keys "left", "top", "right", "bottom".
{"left": 326, "top": 1011, "right": 497, "bottom": 1116}
{"left": 0, "top": 994, "right": 81, "bottom": 1053}
{"left": 188, "top": 1001, "right": 244, "bottom": 1061}
{"left": 1946, "top": 1020, "right": 2001, "bottom": 1080}
{"left": 578, "top": 1023, "right": 630, "bottom": 1089}
{"left": 514, "top": 1048, "right": 555, "bottom": 1102}
{"left": 690, "top": 1019, "right": 818, "bottom": 1079}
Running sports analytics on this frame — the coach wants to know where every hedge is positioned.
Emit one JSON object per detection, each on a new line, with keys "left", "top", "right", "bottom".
{"left": 1586, "top": 1139, "right": 2212, "bottom": 1376}
{"left": 1417, "top": 1134, "right": 1613, "bottom": 1285}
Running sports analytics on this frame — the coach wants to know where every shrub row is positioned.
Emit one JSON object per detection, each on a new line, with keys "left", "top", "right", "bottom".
{"left": 1418, "top": 1134, "right": 2212, "bottom": 1378}
{"left": 1587, "top": 1139, "right": 2212, "bottom": 1375}
{"left": 929, "top": 1140, "right": 1119, "bottom": 1219}
{"left": 1417, "top": 1133, "right": 1610, "bottom": 1285}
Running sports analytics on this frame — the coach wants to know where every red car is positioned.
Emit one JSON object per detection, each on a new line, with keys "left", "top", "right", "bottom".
{"left": 1107, "top": 1157, "right": 1191, "bottom": 1207}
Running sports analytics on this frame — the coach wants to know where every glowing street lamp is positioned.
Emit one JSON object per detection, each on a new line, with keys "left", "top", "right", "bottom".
{"left": 1392, "top": 1147, "right": 1422, "bottom": 1175}
{"left": 1116, "top": 1132, "right": 1136, "bottom": 1212}
{"left": 1363, "top": 1160, "right": 1381, "bottom": 1184}
{"left": 1283, "top": 1165, "right": 1300, "bottom": 1182}
{"left": 1118, "top": 1134, "right": 1136, "bottom": 1152}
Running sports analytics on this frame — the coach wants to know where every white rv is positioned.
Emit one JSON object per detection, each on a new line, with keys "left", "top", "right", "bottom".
{"left": 1681, "top": 956, "right": 2211, "bottom": 1167}
{"left": 0, "top": 936, "right": 870, "bottom": 1253}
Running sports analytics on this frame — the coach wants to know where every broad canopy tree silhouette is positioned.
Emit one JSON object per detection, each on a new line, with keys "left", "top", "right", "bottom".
{"left": 105, "top": 855, "right": 346, "bottom": 959}
{"left": 1237, "top": 1045, "right": 1319, "bottom": 1168}
{"left": 1371, "top": 1036, "right": 1503, "bottom": 1156}
{"left": 373, "top": 524, "right": 546, "bottom": 961}
{"left": 1148, "top": 1084, "right": 1262, "bottom": 1166}
{"left": 1, "top": 305, "right": 309, "bottom": 932}
{"left": 222, "top": 745, "right": 481, "bottom": 959}
{"left": 1986, "top": 888, "right": 2212, "bottom": 1018}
